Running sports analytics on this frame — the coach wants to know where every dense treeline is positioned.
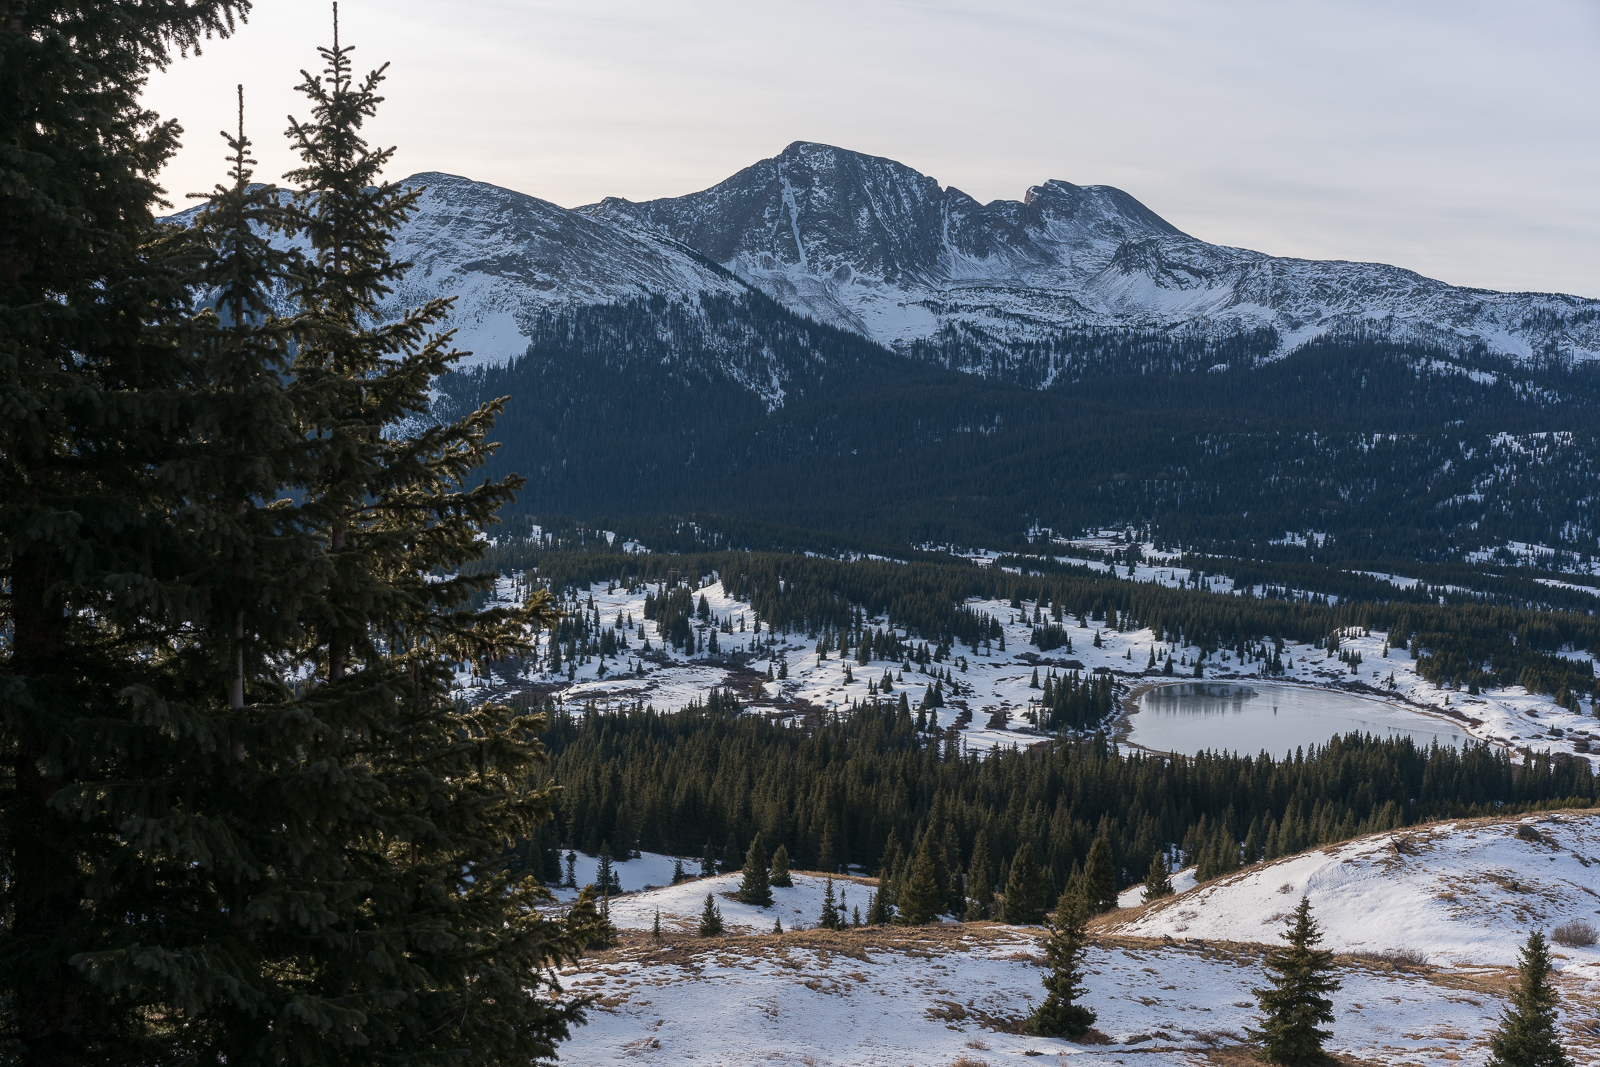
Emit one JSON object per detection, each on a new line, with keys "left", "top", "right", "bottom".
{"left": 530, "top": 695, "right": 1596, "bottom": 913}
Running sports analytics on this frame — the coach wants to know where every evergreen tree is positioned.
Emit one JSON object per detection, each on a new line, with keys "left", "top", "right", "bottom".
{"left": 113, "top": 19, "right": 590, "bottom": 1064}
{"left": 1002, "top": 843, "right": 1051, "bottom": 925}
{"left": 819, "top": 877, "right": 843, "bottom": 929}
{"left": 697, "top": 893, "right": 724, "bottom": 937}
{"left": 1486, "top": 931, "right": 1571, "bottom": 1067}
{"left": 964, "top": 832, "right": 995, "bottom": 920}
{"left": 652, "top": 909, "right": 662, "bottom": 942}
{"left": 1027, "top": 888, "right": 1097, "bottom": 1038}
{"left": 738, "top": 832, "right": 774, "bottom": 906}
{"left": 773, "top": 916, "right": 784, "bottom": 934}
{"left": 769, "top": 842, "right": 793, "bottom": 887}
{"left": 576, "top": 886, "right": 618, "bottom": 951}
{"left": 672, "top": 858, "right": 687, "bottom": 884}
{"left": 701, "top": 839, "right": 718, "bottom": 878}
{"left": 0, "top": 2, "right": 254, "bottom": 1059}
{"left": 1142, "top": 853, "right": 1176, "bottom": 903}
{"left": 1249, "top": 898, "right": 1341, "bottom": 1064}
{"left": 896, "top": 831, "right": 944, "bottom": 925}
{"left": 597, "top": 842, "right": 619, "bottom": 895}
{"left": 1083, "top": 835, "right": 1119, "bottom": 914}
{"left": 866, "top": 891, "right": 891, "bottom": 925}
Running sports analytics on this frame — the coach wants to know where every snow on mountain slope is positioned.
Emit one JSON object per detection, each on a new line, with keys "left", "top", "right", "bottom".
{"left": 1106, "top": 811, "right": 1600, "bottom": 971}
{"left": 174, "top": 150, "right": 1600, "bottom": 383}
{"left": 583, "top": 141, "right": 1600, "bottom": 365}
{"left": 167, "top": 173, "right": 749, "bottom": 370}
{"left": 380, "top": 173, "right": 747, "bottom": 368}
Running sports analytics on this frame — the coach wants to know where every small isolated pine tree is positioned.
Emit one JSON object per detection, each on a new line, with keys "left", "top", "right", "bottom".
{"left": 773, "top": 916, "right": 784, "bottom": 935}
{"left": 1487, "top": 931, "right": 1571, "bottom": 1067}
{"left": 896, "top": 831, "right": 943, "bottom": 925}
{"left": 672, "top": 858, "right": 686, "bottom": 884}
{"left": 1002, "top": 843, "right": 1051, "bottom": 925}
{"left": 697, "top": 893, "right": 724, "bottom": 937}
{"left": 819, "top": 877, "right": 843, "bottom": 929}
{"left": 738, "top": 832, "right": 774, "bottom": 906}
{"left": 1249, "top": 897, "right": 1341, "bottom": 1064}
{"left": 651, "top": 910, "right": 662, "bottom": 942}
{"left": 1083, "top": 835, "right": 1118, "bottom": 914}
{"left": 597, "top": 841, "right": 618, "bottom": 895}
{"left": 769, "top": 842, "right": 793, "bottom": 887}
{"left": 700, "top": 839, "right": 718, "bottom": 878}
{"left": 1142, "top": 853, "right": 1176, "bottom": 903}
{"left": 578, "top": 886, "right": 618, "bottom": 950}
{"left": 1028, "top": 888, "right": 1097, "bottom": 1038}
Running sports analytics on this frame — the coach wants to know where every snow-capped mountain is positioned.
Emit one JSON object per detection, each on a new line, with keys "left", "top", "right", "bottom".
{"left": 580, "top": 141, "right": 1600, "bottom": 367}
{"left": 190, "top": 148, "right": 1600, "bottom": 378}
{"left": 381, "top": 173, "right": 753, "bottom": 367}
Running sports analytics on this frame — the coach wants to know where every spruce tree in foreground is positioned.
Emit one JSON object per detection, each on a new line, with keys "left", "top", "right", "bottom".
{"left": 769, "top": 842, "right": 794, "bottom": 887}
{"left": 130, "top": 18, "right": 588, "bottom": 1064}
{"left": 1249, "top": 898, "right": 1341, "bottom": 1065}
{"left": 1028, "top": 888, "right": 1097, "bottom": 1038}
{"left": 698, "top": 893, "right": 725, "bottom": 937}
{"left": 0, "top": 2, "right": 251, "bottom": 1059}
{"left": 1487, "top": 931, "right": 1571, "bottom": 1067}
{"left": 738, "top": 832, "right": 774, "bottom": 905}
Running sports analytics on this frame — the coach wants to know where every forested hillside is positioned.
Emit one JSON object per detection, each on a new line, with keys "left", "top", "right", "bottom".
{"left": 441, "top": 296, "right": 1600, "bottom": 559}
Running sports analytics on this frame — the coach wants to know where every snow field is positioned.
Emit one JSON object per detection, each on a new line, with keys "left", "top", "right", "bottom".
{"left": 553, "top": 815, "right": 1600, "bottom": 1065}
{"left": 560, "top": 924, "right": 1526, "bottom": 1066}
{"left": 1107, "top": 811, "right": 1600, "bottom": 972}
{"left": 605, "top": 871, "right": 880, "bottom": 935}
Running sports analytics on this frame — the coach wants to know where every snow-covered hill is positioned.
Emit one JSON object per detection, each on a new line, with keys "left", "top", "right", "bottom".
{"left": 582, "top": 141, "right": 1600, "bottom": 368}
{"left": 1108, "top": 811, "right": 1600, "bottom": 970}
{"left": 552, "top": 814, "right": 1600, "bottom": 1065}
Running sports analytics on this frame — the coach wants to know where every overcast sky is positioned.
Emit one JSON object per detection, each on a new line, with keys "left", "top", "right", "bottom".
{"left": 144, "top": 0, "right": 1600, "bottom": 297}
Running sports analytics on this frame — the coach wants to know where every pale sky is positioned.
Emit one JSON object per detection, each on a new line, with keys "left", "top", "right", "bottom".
{"left": 145, "top": 0, "right": 1600, "bottom": 298}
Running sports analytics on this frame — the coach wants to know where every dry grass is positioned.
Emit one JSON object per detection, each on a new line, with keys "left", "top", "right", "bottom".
{"left": 1351, "top": 946, "right": 1429, "bottom": 967}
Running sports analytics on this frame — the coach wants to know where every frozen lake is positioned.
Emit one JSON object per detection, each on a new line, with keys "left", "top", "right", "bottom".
{"left": 1127, "top": 681, "right": 1469, "bottom": 756}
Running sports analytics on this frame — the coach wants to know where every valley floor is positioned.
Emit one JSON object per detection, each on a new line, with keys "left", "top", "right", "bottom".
{"left": 465, "top": 573, "right": 1600, "bottom": 768}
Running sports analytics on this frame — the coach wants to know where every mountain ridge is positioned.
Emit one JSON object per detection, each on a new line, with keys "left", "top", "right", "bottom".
{"left": 576, "top": 141, "right": 1600, "bottom": 369}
